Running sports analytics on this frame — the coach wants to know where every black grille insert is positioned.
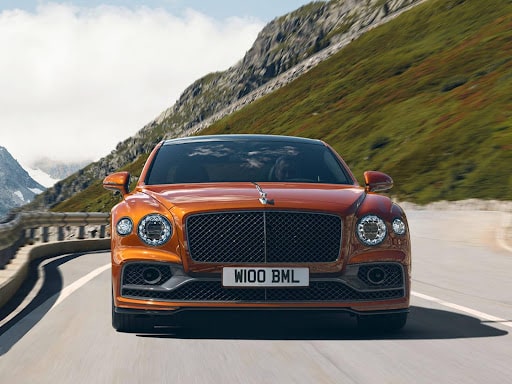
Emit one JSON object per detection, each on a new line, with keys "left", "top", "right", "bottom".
{"left": 122, "top": 281, "right": 404, "bottom": 302}
{"left": 186, "top": 211, "right": 342, "bottom": 263}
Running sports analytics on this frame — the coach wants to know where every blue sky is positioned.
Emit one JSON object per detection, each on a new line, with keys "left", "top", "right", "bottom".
{"left": 0, "top": 0, "right": 315, "bottom": 168}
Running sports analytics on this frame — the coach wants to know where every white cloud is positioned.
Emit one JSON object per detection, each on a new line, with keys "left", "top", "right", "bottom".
{"left": 0, "top": 3, "right": 264, "bottom": 164}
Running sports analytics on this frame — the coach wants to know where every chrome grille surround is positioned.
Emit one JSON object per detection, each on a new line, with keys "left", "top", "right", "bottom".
{"left": 186, "top": 211, "right": 343, "bottom": 264}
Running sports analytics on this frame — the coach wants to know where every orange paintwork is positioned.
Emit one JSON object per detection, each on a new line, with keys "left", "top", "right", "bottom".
{"left": 364, "top": 170, "right": 394, "bottom": 192}
{"left": 103, "top": 171, "right": 130, "bottom": 195}
{"left": 104, "top": 135, "right": 411, "bottom": 319}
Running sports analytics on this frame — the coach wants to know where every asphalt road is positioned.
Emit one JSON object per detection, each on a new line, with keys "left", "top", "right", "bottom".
{"left": 0, "top": 208, "right": 511, "bottom": 384}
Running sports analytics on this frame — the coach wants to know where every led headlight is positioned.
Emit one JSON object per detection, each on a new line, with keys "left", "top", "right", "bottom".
{"left": 116, "top": 217, "right": 133, "bottom": 236}
{"left": 138, "top": 214, "right": 172, "bottom": 246}
{"left": 356, "top": 215, "right": 387, "bottom": 246}
{"left": 392, "top": 218, "right": 406, "bottom": 235}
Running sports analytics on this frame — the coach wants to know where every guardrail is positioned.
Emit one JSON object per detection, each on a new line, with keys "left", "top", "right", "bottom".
{"left": 0, "top": 211, "right": 110, "bottom": 270}
{"left": 0, "top": 211, "right": 111, "bottom": 309}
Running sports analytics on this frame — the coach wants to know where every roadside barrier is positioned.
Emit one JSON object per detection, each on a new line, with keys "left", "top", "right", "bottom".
{"left": 0, "top": 211, "right": 110, "bottom": 309}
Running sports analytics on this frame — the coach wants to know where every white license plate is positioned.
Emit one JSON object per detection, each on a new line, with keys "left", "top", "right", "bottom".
{"left": 222, "top": 267, "right": 309, "bottom": 287}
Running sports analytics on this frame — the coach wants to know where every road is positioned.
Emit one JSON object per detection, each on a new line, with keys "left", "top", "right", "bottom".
{"left": 0, "top": 208, "right": 511, "bottom": 383}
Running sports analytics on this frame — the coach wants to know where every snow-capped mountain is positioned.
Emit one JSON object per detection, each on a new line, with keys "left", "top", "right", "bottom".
{"left": 19, "top": 157, "right": 91, "bottom": 188}
{"left": 21, "top": 164, "right": 61, "bottom": 188}
{"left": 0, "top": 146, "right": 46, "bottom": 220}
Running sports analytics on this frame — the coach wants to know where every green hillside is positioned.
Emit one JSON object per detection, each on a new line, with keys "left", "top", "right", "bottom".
{"left": 54, "top": 0, "right": 512, "bottom": 212}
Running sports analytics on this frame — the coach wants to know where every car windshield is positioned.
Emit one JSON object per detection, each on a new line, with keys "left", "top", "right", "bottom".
{"left": 145, "top": 138, "right": 353, "bottom": 185}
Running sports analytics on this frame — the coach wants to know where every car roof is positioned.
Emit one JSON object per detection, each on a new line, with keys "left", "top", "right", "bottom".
{"left": 161, "top": 134, "right": 325, "bottom": 146}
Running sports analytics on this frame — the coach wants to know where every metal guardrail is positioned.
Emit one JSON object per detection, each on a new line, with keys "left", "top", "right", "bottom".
{"left": 0, "top": 212, "right": 110, "bottom": 270}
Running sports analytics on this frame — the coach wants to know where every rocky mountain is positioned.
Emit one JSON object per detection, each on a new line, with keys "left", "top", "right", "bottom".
{"left": 0, "top": 147, "right": 45, "bottom": 220}
{"left": 25, "top": 157, "right": 91, "bottom": 188}
{"left": 29, "top": 0, "right": 423, "bottom": 211}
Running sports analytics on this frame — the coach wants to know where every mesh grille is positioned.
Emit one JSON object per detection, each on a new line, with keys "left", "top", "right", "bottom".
{"left": 186, "top": 211, "right": 342, "bottom": 263}
{"left": 122, "top": 281, "right": 404, "bottom": 302}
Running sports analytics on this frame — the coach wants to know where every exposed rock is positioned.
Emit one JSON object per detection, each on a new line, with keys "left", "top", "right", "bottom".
{"left": 29, "top": 0, "right": 424, "bottom": 211}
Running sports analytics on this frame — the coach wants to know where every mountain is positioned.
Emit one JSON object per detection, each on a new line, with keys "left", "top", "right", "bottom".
{"left": 23, "top": 157, "right": 91, "bottom": 188}
{"left": 0, "top": 147, "right": 45, "bottom": 220}
{"left": 21, "top": 166, "right": 60, "bottom": 189}
{"left": 201, "top": 0, "right": 512, "bottom": 203}
{"left": 30, "top": 0, "right": 512, "bottom": 212}
{"left": 28, "top": 0, "right": 423, "bottom": 212}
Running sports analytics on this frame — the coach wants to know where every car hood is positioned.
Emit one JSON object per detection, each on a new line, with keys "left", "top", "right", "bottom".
{"left": 141, "top": 182, "right": 365, "bottom": 217}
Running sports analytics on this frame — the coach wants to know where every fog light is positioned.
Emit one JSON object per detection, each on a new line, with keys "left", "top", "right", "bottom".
{"left": 367, "top": 267, "right": 386, "bottom": 285}
{"left": 142, "top": 267, "right": 162, "bottom": 284}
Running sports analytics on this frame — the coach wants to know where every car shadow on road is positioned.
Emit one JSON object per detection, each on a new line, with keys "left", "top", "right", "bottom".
{"left": 139, "top": 306, "right": 509, "bottom": 341}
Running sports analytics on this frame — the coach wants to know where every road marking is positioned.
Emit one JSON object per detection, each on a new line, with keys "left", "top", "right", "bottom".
{"left": 48, "top": 264, "right": 512, "bottom": 331}
{"left": 412, "top": 291, "right": 512, "bottom": 329}
{"left": 48, "top": 265, "right": 512, "bottom": 331}
{"left": 49, "top": 263, "right": 110, "bottom": 311}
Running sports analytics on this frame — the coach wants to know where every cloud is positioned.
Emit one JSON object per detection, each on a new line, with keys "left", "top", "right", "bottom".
{"left": 0, "top": 3, "right": 263, "bottom": 165}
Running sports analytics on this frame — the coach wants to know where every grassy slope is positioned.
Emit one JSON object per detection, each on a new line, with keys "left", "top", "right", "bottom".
{"left": 53, "top": 154, "right": 148, "bottom": 212}
{"left": 53, "top": 0, "right": 512, "bottom": 212}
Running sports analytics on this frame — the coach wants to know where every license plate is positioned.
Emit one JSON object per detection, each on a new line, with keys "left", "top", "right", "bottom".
{"left": 222, "top": 267, "right": 309, "bottom": 287}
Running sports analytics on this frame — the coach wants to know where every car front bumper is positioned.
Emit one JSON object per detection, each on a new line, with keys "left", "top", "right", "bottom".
{"left": 113, "top": 261, "right": 410, "bottom": 313}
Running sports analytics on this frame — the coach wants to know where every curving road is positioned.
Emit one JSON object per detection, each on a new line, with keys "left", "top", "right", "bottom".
{"left": 1, "top": 208, "right": 511, "bottom": 383}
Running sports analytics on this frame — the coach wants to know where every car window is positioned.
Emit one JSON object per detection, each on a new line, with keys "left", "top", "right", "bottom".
{"left": 145, "top": 140, "right": 353, "bottom": 185}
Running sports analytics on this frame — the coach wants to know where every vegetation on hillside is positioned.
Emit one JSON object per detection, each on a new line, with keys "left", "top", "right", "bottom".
{"left": 52, "top": 0, "right": 512, "bottom": 212}
{"left": 53, "top": 154, "right": 147, "bottom": 212}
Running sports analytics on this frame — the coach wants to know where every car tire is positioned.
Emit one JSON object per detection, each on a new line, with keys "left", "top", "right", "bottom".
{"left": 357, "top": 312, "right": 408, "bottom": 332}
{"left": 111, "top": 296, "right": 152, "bottom": 333}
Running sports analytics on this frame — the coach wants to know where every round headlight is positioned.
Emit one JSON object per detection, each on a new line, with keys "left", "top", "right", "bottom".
{"left": 138, "top": 214, "right": 172, "bottom": 246}
{"left": 116, "top": 217, "right": 133, "bottom": 236}
{"left": 356, "top": 215, "right": 387, "bottom": 246}
{"left": 392, "top": 218, "right": 406, "bottom": 235}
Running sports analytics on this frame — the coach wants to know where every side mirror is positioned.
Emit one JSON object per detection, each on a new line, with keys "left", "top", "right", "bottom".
{"left": 364, "top": 171, "right": 393, "bottom": 193}
{"left": 103, "top": 171, "right": 131, "bottom": 196}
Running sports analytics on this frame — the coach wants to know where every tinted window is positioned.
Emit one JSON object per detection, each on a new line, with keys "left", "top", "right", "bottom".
{"left": 145, "top": 140, "right": 353, "bottom": 185}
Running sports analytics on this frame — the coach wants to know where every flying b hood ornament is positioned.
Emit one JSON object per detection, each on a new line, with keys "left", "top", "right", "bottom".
{"left": 252, "top": 182, "right": 274, "bottom": 205}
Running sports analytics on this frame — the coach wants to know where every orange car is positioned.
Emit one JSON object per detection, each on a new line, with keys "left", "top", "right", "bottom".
{"left": 103, "top": 134, "right": 411, "bottom": 332}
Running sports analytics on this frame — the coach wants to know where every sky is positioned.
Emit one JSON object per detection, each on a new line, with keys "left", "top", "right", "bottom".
{"left": 0, "top": 0, "right": 314, "bottom": 167}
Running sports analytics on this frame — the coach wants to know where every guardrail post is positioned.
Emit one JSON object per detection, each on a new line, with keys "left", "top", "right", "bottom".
{"left": 57, "top": 213, "right": 66, "bottom": 241}
{"left": 57, "top": 226, "right": 65, "bottom": 241}
{"left": 42, "top": 227, "right": 50, "bottom": 242}
{"left": 78, "top": 226, "right": 85, "bottom": 239}
{"left": 0, "top": 249, "right": 11, "bottom": 270}
{"left": 20, "top": 227, "right": 26, "bottom": 244}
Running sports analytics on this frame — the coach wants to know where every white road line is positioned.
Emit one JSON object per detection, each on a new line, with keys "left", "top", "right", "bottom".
{"left": 13, "top": 259, "right": 512, "bottom": 333}
{"left": 412, "top": 291, "right": 512, "bottom": 329}
{"left": 49, "top": 263, "right": 110, "bottom": 311}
